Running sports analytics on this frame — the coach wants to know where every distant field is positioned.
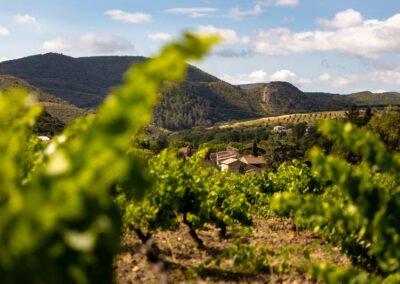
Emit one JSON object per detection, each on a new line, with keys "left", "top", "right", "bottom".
{"left": 218, "top": 111, "right": 348, "bottom": 128}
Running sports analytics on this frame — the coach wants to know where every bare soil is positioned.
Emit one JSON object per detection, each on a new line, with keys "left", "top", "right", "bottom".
{"left": 114, "top": 216, "right": 349, "bottom": 283}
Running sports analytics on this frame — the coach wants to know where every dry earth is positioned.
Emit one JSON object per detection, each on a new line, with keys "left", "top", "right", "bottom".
{"left": 114, "top": 216, "right": 349, "bottom": 283}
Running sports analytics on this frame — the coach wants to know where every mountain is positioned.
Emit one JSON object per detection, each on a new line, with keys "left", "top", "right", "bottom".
{"left": 154, "top": 80, "right": 259, "bottom": 130}
{"left": 0, "top": 53, "right": 219, "bottom": 108}
{"left": 245, "top": 82, "right": 400, "bottom": 114}
{"left": 0, "top": 74, "right": 88, "bottom": 125}
{"left": 0, "top": 54, "right": 259, "bottom": 130}
{"left": 0, "top": 74, "right": 64, "bottom": 103}
{"left": 0, "top": 75, "right": 90, "bottom": 135}
{"left": 238, "top": 83, "right": 266, "bottom": 90}
{"left": 1, "top": 54, "right": 399, "bottom": 131}
{"left": 245, "top": 82, "right": 317, "bottom": 114}
{"left": 346, "top": 91, "right": 400, "bottom": 106}
{"left": 304, "top": 92, "right": 353, "bottom": 109}
{"left": 245, "top": 82, "right": 355, "bottom": 115}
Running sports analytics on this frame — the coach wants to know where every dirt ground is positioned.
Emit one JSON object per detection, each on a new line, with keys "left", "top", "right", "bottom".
{"left": 114, "top": 216, "right": 349, "bottom": 283}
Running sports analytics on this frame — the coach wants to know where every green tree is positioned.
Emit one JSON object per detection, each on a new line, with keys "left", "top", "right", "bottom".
{"left": 363, "top": 107, "right": 373, "bottom": 125}
{"left": 367, "top": 107, "right": 400, "bottom": 152}
{"left": 344, "top": 105, "right": 362, "bottom": 126}
{"left": 239, "top": 163, "right": 246, "bottom": 174}
{"left": 252, "top": 140, "right": 258, "bottom": 157}
{"left": 293, "top": 122, "right": 307, "bottom": 140}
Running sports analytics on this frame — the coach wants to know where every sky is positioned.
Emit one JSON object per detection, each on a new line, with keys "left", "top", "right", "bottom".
{"left": 1, "top": 0, "right": 400, "bottom": 94}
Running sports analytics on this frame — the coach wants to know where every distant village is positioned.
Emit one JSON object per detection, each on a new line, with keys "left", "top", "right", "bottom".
{"left": 38, "top": 125, "right": 291, "bottom": 175}
{"left": 176, "top": 125, "right": 290, "bottom": 175}
{"left": 178, "top": 144, "right": 267, "bottom": 175}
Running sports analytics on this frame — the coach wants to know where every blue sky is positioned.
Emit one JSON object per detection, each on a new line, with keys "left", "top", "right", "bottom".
{"left": 1, "top": 0, "right": 400, "bottom": 93}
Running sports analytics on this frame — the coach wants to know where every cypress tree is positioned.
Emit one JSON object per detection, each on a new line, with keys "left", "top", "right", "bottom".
{"left": 252, "top": 140, "right": 258, "bottom": 157}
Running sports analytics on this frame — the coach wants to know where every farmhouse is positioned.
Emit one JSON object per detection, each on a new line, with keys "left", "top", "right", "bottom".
{"left": 220, "top": 158, "right": 263, "bottom": 176}
{"left": 215, "top": 148, "right": 239, "bottom": 166}
{"left": 220, "top": 158, "right": 242, "bottom": 172}
{"left": 226, "top": 146, "right": 240, "bottom": 156}
{"left": 211, "top": 146, "right": 266, "bottom": 175}
{"left": 240, "top": 156, "right": 266, "bottom": 168}
{"left": 273, "top": 125, "right": 287, "bottom": 132}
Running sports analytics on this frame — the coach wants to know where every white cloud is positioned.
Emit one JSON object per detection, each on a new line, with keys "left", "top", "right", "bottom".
{"left": 318, "top": 73, "right": 332, "bottom": 82}
{"left": 274, "top": 0, "right": 299, "bottom": 7}
{"left": 147, "top": 32, "right": 172, "bottom": 41}
{"left": 252, "top": 12, "right": 400, "bottom": 58}
{"left": 0, "top": 57, "right": 8, "bottom": 62}
{"left": 42, "top": 34, "right": 133, "bottom": 54}
{"left": 270, "top": 69, "right": 311, "bottom": 84}
{"left": 226, "top": 4, "right": 262, "bottom": 21}
{"left": 316, "top": 9, "right": 363, "bottom": 28}
{"left": 223, "top": 68, "right": 400, "bottom": 90}
{"left": 105, "top": 9, "right": 152, "bottom": 24}
{"left": 222, "top": 70, "right": 268, "bottom": 84}
{"left": 373, "top": 89, "right": 388, "bottom": 93}
{"left": 0, "top": 26, "right": 10, "bottom": 36}
{"left": 14, "top": 14, "right": 37, "bottom": 24}
{"left": 165, "top": 7, "right": 217, "bottom": 18}
{"left": 318, "top": 69, "right": 400, "bottom": 87}
{"left": 195, "top": 25, "right": 249, "bottom": 44}
{"left": 222, "top": 69, "right": 311, "bottom": 86}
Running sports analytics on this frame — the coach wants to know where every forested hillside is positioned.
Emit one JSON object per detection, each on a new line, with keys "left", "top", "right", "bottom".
{"left": 0, "top": 53, "right": 218, "bottom": 108}
{"left": 0, "top": 55, "right": 399, "bottom": 131}
{"left": 0, "top": 74, "right": 88, "bottom": 134}
{"left": 154, "top": 81, "right": 259, "bottom": 130}
{"left": 347, "top": 91, "right": 400, "bottom": 105}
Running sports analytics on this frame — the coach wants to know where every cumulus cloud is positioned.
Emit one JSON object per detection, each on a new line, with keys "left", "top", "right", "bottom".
{"left": 105, "top": 9, "right": 152, "bottom": 24}
{"left": 165, "top": 7, "right": 217, "bottom": 18}
{"left": 318, "top": 69, "right": 400, "bottom": 87}
{"left": 147, "top": 32, "right": 172, "bottom": 41}
{"left": 316, "top": 9, "right": 363, "bottom": 28}
{"left": 252, "top": 12, "right": 400, "bottom": 58}
{"left": 222, "top": 69, "right": 311, "bottom": 86}
{"left": 223, "top": 67, "right": 400, "bottom": 90}
{"left": 226, "top": 4, "right": 262, "bottom": 21}
{"left": 195, "top": 25, "right": 249, "bottom": 44}
{"left": 42, "top": 34, "right": 133, "bottom": 54}
{"left": 269, "top": 69, "right": 311, "bottom": 84}
{"left": 14, "top": 14, "right": 37, "bottom": 24}
{"left": 0, "top": 26, "right": 10, "bottom": 36}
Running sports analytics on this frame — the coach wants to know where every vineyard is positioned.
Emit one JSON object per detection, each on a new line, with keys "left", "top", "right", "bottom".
{"left": 1, "top": 34, "right": 400, "bottom": 284}
{"left": 219, "top": 111, "right": 349, "bottom": 128}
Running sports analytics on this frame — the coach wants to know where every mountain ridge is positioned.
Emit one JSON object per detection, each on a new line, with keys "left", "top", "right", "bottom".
{"left": 0, "top": 74, "right": 89, "bottom": 125}
{"left": 0, "top": 53, "right": 219, "bottom": 108}
{"left": 1, "top": 54, "right": 399, "bottom": 130}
